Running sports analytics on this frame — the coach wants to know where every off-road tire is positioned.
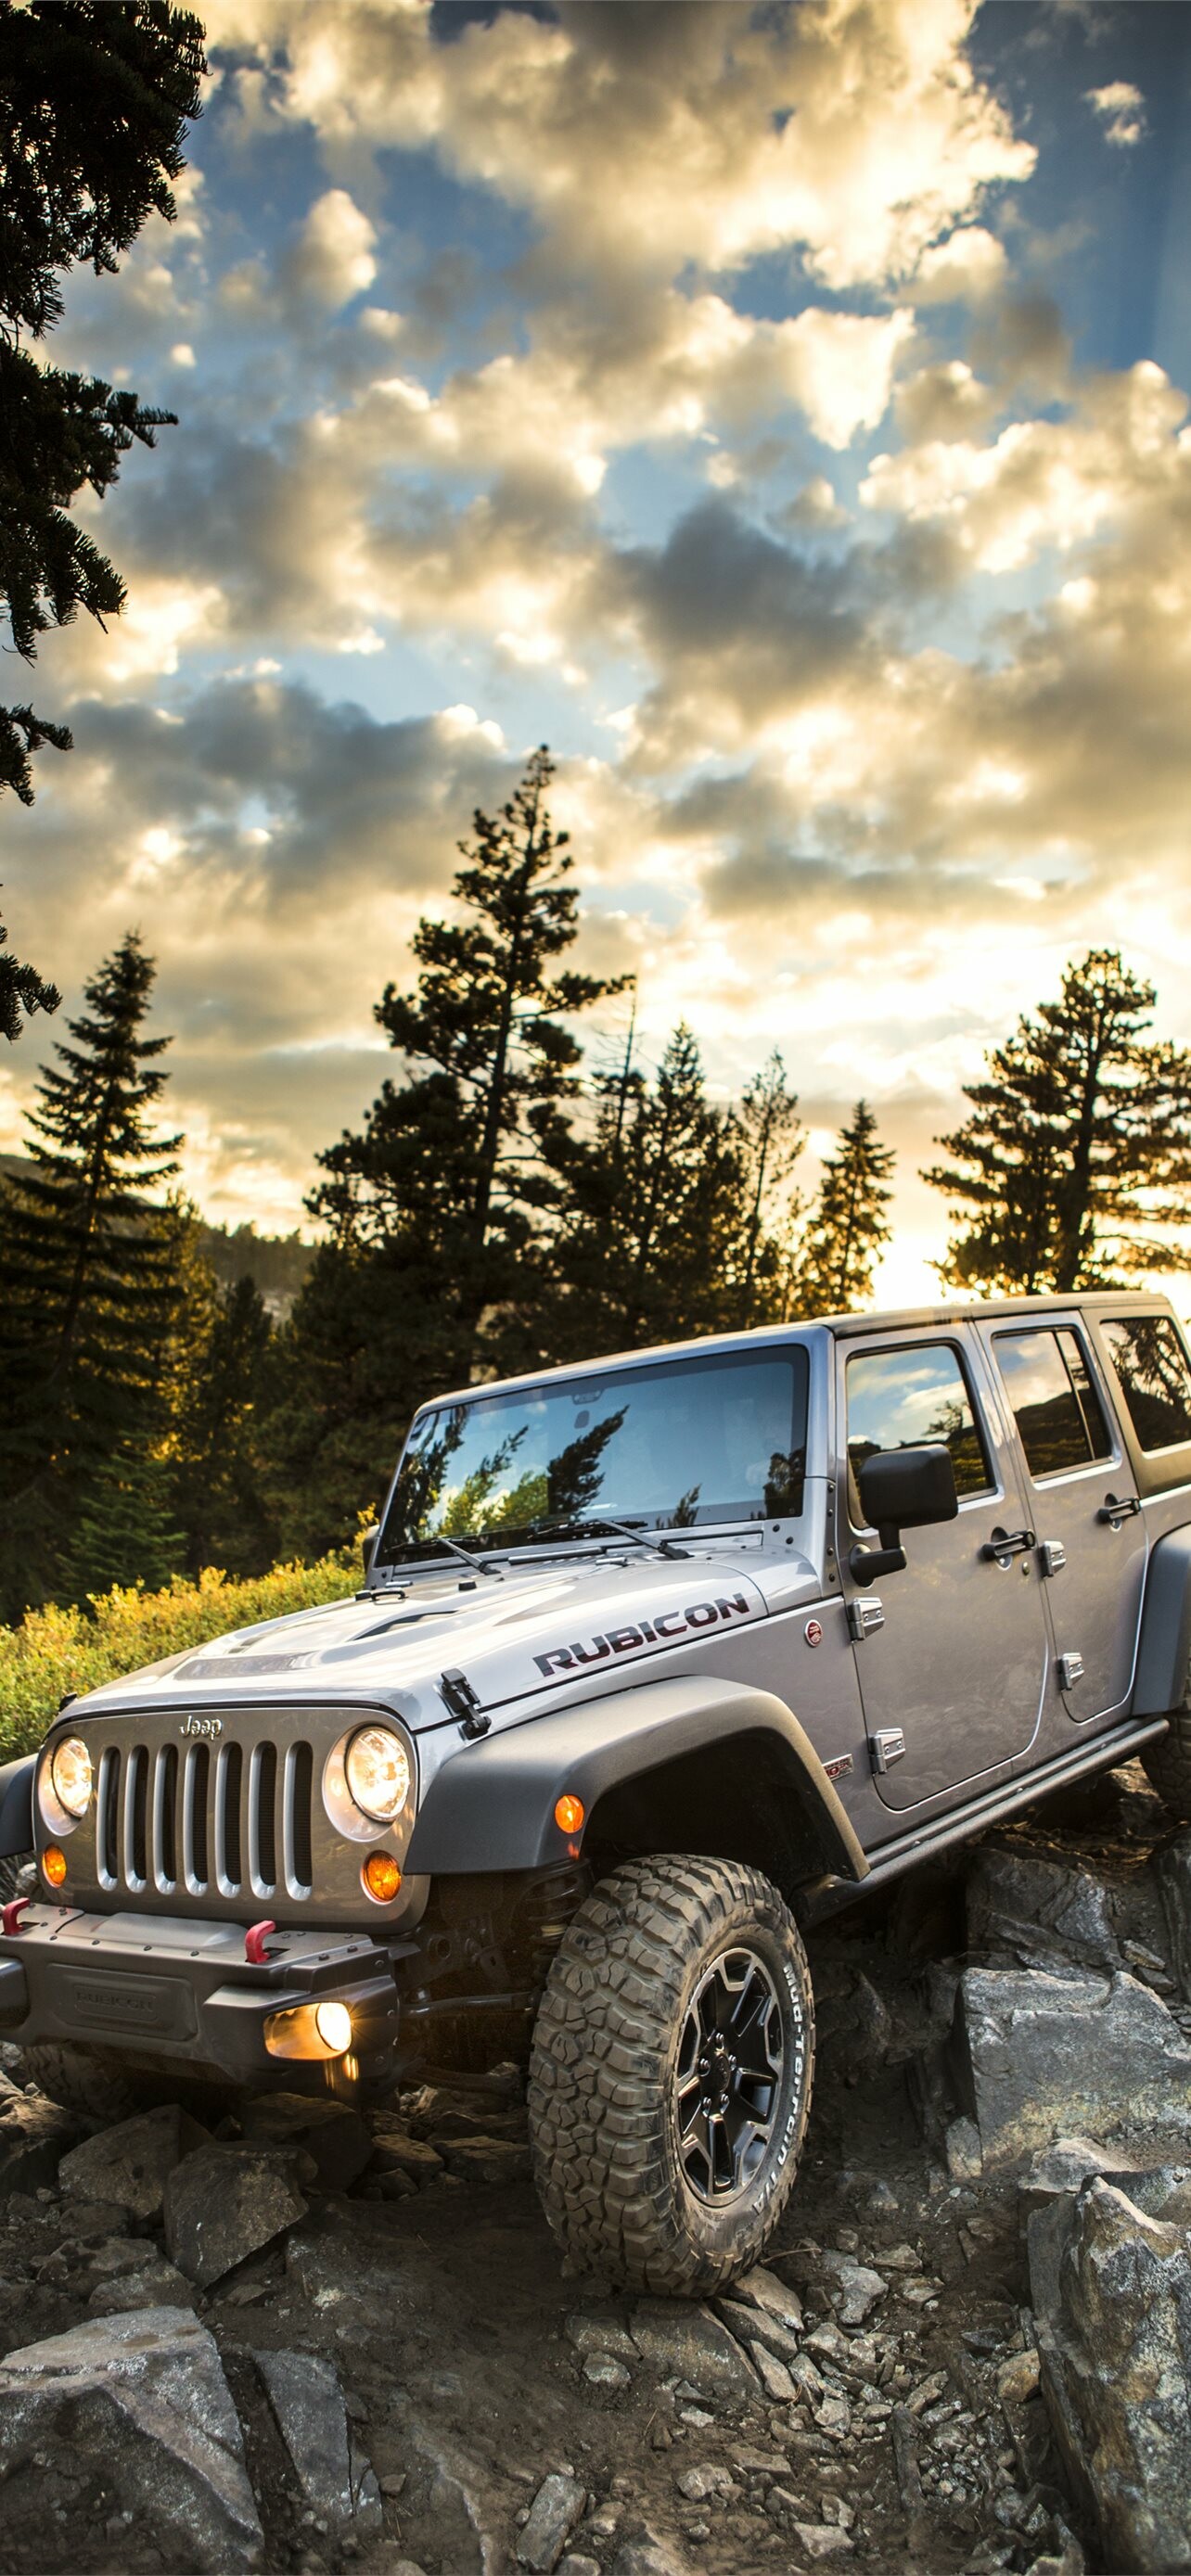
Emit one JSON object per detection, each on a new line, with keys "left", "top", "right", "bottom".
{"left": 1142, "top": 1702, "right": 1191, "bottom": 1820}
{"left": 15, "top": 2042, "right": 224, "bottom": 2126}
{"left": 528, "top": 1854, "right": 814, "bottom": 2297}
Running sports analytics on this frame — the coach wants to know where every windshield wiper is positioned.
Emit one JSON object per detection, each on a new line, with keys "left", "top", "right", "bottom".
{"left": 423, "top": 1533, "right": 504, "bottom": 1580}
{"left": 532, "top": 1512, "right": 690, "bottom": 1562}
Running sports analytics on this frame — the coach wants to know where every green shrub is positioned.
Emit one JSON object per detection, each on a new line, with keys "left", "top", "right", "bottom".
{"left": 0, "top": 1551, "right": 360, "bottom": 1765}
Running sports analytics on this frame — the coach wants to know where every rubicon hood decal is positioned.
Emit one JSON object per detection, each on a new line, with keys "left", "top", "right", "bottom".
{"left": 532, "top": 1587, "right": 761, "bottom": 1680}
{"left": 71, "top": 1555, "right": 775, "bottom": 1731}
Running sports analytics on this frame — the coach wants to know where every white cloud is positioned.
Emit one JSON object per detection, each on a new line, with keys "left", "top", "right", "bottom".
{"left": 204, "top": 0, "right": 1034, "bottom": 296}
{"left": 288, "top": 187, "right": 378, "bottom": 307}
{"left": 911, "top": 224, "right": 1006, "bottom": 303}
{"left": 1085, "top": 81, "right": 1146, "bottom": 148}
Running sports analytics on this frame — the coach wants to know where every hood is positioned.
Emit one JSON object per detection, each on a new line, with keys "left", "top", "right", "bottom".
{"left": 71, "top": 1545, "right": 816, "bottom": 1731}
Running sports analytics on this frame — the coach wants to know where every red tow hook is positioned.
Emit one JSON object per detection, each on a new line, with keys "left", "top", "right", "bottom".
{"left": 2, "top": 1899, "right": 31, "bottom": 1937}
{"left": 244, "top": 1919, "right": 278, "bottom": 1965}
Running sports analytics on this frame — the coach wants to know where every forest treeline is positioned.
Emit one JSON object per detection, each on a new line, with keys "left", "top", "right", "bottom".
{"left": 1, "top": 746, "right": 1189, "bottom": 1624}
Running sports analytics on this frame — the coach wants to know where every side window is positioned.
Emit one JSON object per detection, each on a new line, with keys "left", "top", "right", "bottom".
{"left": 845, "top": 1342, "right": 992, "bottom": 1524}
{"left": 994, "top": 1328, "right": 1112, "bottom": 1478}
{"left": 1103, "top": 1316, "right": 1191, "bottom": 1454}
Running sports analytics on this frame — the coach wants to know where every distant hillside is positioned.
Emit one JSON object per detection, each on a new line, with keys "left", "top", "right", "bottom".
{"left": 0, "top": 1156, "right": 314, "bottom": 1322}
{"left": 196, "top": 1218, "right": 313, "bottom": 1319}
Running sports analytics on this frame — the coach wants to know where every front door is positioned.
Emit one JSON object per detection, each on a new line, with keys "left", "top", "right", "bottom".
{"left": 980, "top": 1318, "right": 1147, "bottom": 1727}
{"left": 839, "top": 1331, "right": 1050, "bottom": 1813}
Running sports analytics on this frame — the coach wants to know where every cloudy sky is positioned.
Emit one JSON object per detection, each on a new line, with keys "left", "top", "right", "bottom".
{"left": 4, "top": 0, "right": 1191, "bottom": 1301}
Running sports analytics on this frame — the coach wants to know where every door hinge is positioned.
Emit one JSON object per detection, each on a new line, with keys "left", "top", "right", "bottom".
{"left": 1057, "top": 1651, "right": 1084, "bottom": 1690}
{"left": 869, "top": 1727, "right": 906, "bottom": 1773}
{"left": 1039, "top": 1539, "right": 1067, "bottom": 1577}
{"left": 847, "top": 1596, "right": 886, "bottom": 1642}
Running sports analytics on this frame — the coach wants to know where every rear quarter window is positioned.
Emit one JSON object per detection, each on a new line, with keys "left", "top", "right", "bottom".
{"left": 1102, "top": 1316, "right": 1191, "bottom": 1454}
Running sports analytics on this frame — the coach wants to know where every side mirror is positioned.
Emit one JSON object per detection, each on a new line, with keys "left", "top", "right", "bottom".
{"left": 362, "top": 1523, "right": 379, "bottom": 1579}
{"left": 851, "top": 1444, "right": 958, "bottom": 1588}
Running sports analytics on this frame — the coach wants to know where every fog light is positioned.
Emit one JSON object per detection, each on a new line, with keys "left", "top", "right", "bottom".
{"left": 265, "top": 2000, "right": 353, "bottom": 2060}
{"left": 362, "top": 1852, "right": 402, "bottom": 1903}
{"left": 42, "top": 1844, "right": 67, "bottom": 1888}
{"left": 314, "top": 2000, "right": 352, "bottom": 2055}
{"left": 555, "top": 1794, "right": 584, "bottom": 1835}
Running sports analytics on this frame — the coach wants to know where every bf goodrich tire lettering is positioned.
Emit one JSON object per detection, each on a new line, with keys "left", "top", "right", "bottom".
{"left": 527, "top": 1853, "right": 814, "bottom": 2296}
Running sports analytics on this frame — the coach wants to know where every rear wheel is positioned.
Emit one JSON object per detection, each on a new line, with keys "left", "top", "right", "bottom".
{"left": 528, "top": 1854, "right": 814, "bottom": 2296}
{"left": 1142, "top": 1705, "right": 1191, "bottom": 1821}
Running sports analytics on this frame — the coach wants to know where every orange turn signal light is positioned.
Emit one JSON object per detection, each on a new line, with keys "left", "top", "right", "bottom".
{"left": 362, "top": 1852, "right": 403, "bottom": 1903}
{"left": 555, "top": 1794, "right": 584, "bottom": 1835}
{"left": 42, "top": 1844, "right": 67, "bottom": 1888}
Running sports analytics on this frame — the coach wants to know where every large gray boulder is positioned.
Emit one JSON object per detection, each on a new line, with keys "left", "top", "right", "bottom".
{"left": 966, "top": 1843, "right": 1121, "bottom": 1970}
{"left": 59, "top": 2101, "right": 211, "bottom": 2224}
{"left": 254, "top": 2348, "right": 381, "bottom": 2540}
{"left": 953, "top": 1966, "right": 1191, "bottom": 2168}
{"left": 1157, "top": 1831, "right": 1191, "bottom": 2001}
{"left": 0, "top": 2304, "right": 263, "bottom": 2570}
{"left": 1029, "top": 2180, "right": 1191, "bottom": 2573}
{"left": 164, "top": 2142, "right": 313, "bottom": 2287}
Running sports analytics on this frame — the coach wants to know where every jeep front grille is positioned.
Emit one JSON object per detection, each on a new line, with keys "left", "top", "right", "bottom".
{"left": 95, "top": 1734, "right": 314, "bottom": 1904}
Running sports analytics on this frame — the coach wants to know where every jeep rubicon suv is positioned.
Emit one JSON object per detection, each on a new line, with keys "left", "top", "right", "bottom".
{"left": 3, "top": 1292, "right": 1191, "bottom": 2294}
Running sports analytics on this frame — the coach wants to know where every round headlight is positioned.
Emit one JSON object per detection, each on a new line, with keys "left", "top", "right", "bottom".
{"left": 50, "top": 1735, "right": 92, "bottom": 1821}
{"left": 344, "top": 1724, "right": 411, "bottom": 1823}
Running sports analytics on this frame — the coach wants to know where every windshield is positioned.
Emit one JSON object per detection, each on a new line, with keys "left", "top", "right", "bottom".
{"left": 375, "top": 1345, "right": 809, "bottom": 1566}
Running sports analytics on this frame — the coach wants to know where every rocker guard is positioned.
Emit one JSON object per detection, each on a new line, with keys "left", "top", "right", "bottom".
{"left": 405, "top": 1674, "right": 869, "bottom": 1882}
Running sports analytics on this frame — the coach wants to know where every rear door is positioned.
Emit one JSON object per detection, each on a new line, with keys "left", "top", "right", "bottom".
{"left": 980, "top": 1318, "right": 1147, "bottom": 1727}
{"left": 838, "top": 1329, "right": 1050, "bottom": 1812}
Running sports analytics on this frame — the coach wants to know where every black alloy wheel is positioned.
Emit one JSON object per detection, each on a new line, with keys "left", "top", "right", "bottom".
{"left": 674, "top": 1944, "right": 784, "bottom": 2203}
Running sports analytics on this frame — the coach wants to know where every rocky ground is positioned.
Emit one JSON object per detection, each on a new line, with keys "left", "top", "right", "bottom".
{"left": 0, "top": 1763, "right": 1189, "bottom": 2576}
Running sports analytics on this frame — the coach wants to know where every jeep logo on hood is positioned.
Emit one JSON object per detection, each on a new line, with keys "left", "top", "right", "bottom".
{"left": 533, "top": 1589, "right": 757, "bottom": 1678}
{"left": 179, "top": 1714, "right": 223, "bottom": 1739}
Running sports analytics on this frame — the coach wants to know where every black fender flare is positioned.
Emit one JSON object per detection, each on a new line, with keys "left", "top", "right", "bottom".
{"left": 404, "top": 1675, "right": 869, "bottom": 1883}
{"left": 0, "top": 1755, "right": 34, "bottom": 1861}
{"left": 1133, "top": 1524, "right": 1191, "bottom": 1715}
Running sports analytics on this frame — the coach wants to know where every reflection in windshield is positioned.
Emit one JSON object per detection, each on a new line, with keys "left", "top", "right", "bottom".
{"left": 375, "top": 1348, "right": 808, "bottom": 1565}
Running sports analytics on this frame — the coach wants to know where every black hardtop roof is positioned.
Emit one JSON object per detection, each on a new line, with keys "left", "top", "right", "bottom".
{"left": 418, "top": 1289, "right": 1175, "bottom": 1413}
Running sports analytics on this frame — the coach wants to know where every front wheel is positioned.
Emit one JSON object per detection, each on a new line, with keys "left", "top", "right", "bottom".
{"left": 528, "top": 1855, "right": 814, "bottom": 2297}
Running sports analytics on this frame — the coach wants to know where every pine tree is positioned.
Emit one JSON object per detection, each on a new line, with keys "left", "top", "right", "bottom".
{"left": 793, "top": 1100, "right": 895, "bottom": 1314}
{"left": 270, "top": 750, "right": 625, "bottom": 1555}
{"left": 0, "top": 930, "right": 183, "bottom": 1613}
{"left": 727, "top": 1051, "right": 806, "bottom": 1327}
{"left": 167, "top": 1256, "right": 278, "bottom": 1578}
{"left": 309, "top": 746, "right": 624, "bottom": 1376}
{"left": 545, "top": 1024, "right": 750, "bottom": 1354}
{"left": 0, "top": 0, "right": 205, "bottom": 1030}
{"left": 924, "top": 950, "right": 1191, "bottom": 1294}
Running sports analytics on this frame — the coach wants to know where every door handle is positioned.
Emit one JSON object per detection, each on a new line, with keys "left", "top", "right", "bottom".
{"left": 1097, "top": 1492, "right": 1142, "bottom": 1525}
{"left": 980, "top": 1525, "right": 1036, "bottom": 1564}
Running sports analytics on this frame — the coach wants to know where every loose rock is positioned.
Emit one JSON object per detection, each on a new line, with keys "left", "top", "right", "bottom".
{"left": 583, "top": 2353, "right": 631, "bottom": 2390}
{"left": 165, "top": 2142, "right": 313, "bottom": 2288}
{"left": 238, "top": 2094, "right": 372, "bottom": 2193}
{"left": 0, "top": 2303, "right": 263, "bottom": 2570}
{"left": 631, "top": 2299, "right": 761, "bottom": 2401}
{"left": 59, "top": 2102, "right": 212, "bottom": 2224}
{"left": 254, "top": 2348, "right": 382, "bottom": 2541}
{"left": 517, "top": 2469, "right": 585, "bottom": 2572}
{"left": 0, "top": 2072, "right": 80, "bottom": 2192}
{"left": 967, "top": 1844, "right": 1121, "bottom": 1970}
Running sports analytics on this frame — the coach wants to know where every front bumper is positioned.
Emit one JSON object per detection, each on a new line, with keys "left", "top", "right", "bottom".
{"left": 0, "top": 1905, "right": 407, "bottom": 2090}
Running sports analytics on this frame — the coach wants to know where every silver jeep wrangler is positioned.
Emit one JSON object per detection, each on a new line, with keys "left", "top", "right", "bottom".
{"left": 3, "top": 1290, "right": 1190, "bottom": 2293}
